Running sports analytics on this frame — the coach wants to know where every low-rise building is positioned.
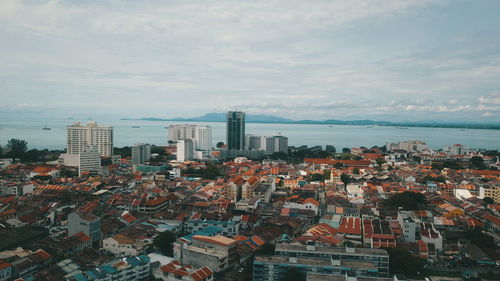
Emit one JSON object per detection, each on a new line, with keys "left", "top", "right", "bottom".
{"left": 103, "top": 234, "right": 147, "bottom": 256}
{"left": 177, "top": 235, "right": 237, "bottom": 273}
{"left": 0, "top": 260, "right": 12, "bottom": 281}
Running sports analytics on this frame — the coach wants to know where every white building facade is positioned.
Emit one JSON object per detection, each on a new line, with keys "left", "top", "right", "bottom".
{"left": 168, "top": 125, "right": 212, "bottom": 151}
{"left": 176, "top": 139, "right": 194, "bottom": 162}
{"left": 67, "top": 122, "right": 113, "bottom": 156}
{"left": 79, "top": 145, "right": 101, "bottom": 176}
{"left": 132, "top": 144, "right": 151, "bottom": 165}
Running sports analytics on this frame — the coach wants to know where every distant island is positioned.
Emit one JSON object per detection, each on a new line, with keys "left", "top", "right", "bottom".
{"left": 121, "top": 113, "right": 500, "bottom": 130}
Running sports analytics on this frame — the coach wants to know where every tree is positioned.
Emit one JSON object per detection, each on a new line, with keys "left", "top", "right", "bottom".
{"left": 340, "top": 174, "right": 351, "bottom": 184}
{"left": 21, "top": 149, "right": 41, "bottom": 162}
{"left": 270, "top": 152, "right": 289, "bottom": 161}
{"left": 334, "top": 162, "right": 344, "bottom": 169}
{"left": 342, "top": 148, "right": 351, "bottom": 153}
{"left": 216, "top": 142, "right": 224, "bottom": 148}
{"left": 153, "top": 230, "right": 176, "bottom": 256}
{"left": 0, "top": 145, "right": 3, "bottom": 156}
{"left": 325, "top": 145, "right": 336, "bottom": 154}
{"left": 113, "top": 146, "right": 131, "bottom": 158}
{"left": 6, "top": 138, "right": 28, "bottom": 160}
{"left": 323, "top": 169, "right": 331, "bottom": 180}
{"left": 309, "top": 173, "right": 324, "bottom": 182}
{"left": 151, "top": 146, "right": 166, "bottom": 156}
{"left": 281, "top": 268, "right": 305, "bottom": 281}
{"left": 483, "top": 197, "right": 494, "bottom": 205}
{"left": 376, "top": 158, "right": 387, "bottom": 166}
{"left": 256, "top": 243, "right": 275, "bottom": 255}
{"left": 384, "top": 191, "right": 426, "bottom": 210}
{"left": 470, "top": 156, "right": 485, "bottom": 169}
{"left": 385, "top": 247, "right": 425, "bottom": 275}
{"left": 465, "top": 228, "right": 496, "bottom": 249}
{"left": 341, "top": 153, "right": 352, "bottom": 160}
{"left": 352, "top": 168, "right": 360, "bottom": 175}
{"left": 60, "top": 167, "right": 78, "bottom": 178}
{"left": 201, "top": 163, "right": 222, "bottom": 179}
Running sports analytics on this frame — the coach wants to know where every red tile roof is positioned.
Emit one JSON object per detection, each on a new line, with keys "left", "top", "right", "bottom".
{"left": 337, "top": 217, "right": 362, "bottom": 235}
{"left": 484, "top": 214, "right": 500, "bottom": 226}
{"left": 191, "top": 266, "right": 213, "bottom": 281}
{"left": 0, "top": 260, "right": 12, "bottom": 270}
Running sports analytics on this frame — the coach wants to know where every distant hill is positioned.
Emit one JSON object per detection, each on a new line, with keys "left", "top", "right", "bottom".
{"left": 125, "top": 113, "right": 293, "bottom": 123}
{"left": 121, "top": 113, "right": 500, "bottom": 130}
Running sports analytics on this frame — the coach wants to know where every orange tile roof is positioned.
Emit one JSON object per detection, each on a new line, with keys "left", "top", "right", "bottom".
{"left": 192, "top": 235, "right": 237, "bottom": 246}
{"left": 303, "top": 198, "right": 320, "bottom": 206}
{"left": 0, "top": 260, "right": 12, "bottom": 270}
{"left": 191, "top": 266, "right": 213, "bottom": 281}
{"left": 338, "top": 217, "right": 362, "bottom": 235}
{"left": 484, "top": 214, "right": 500, "bottom": 226}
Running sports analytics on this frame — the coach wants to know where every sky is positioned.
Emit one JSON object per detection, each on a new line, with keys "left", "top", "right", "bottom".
{"left": 1, "top": 0, "right": 500, "bottom": 122}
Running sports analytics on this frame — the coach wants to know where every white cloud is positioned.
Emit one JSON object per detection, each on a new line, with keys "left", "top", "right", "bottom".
{"left": 1, "top": 0, "right": 500, "bottom": 122}
{"left": 478, "top": 92, "right": 500, "bottom": 105}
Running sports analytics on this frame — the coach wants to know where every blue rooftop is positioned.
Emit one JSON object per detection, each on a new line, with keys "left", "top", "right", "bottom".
{"left": 73, "top": 273, "right": 88, "bottom": 281}
{"left": 182, "top": 226, "right": 223, "bottom": 242}
{"left": 101, "top": 265, "right": 117, "bottom": 274}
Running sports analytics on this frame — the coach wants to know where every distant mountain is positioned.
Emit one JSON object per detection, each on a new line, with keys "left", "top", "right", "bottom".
{"left": 121, "top": 113, "right": 500, "bottom": 129}
{"left": 124, "top": 113, "right": 293, "bottom": 123}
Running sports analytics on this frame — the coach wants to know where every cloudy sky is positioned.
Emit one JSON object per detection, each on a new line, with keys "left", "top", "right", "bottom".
{"left": 1, "top": 0, "right": 500, "bottom": 122}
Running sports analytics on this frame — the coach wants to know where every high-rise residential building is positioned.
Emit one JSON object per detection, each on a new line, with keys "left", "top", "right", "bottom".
{"left": 386, "top": 140, "right": 428, "bottom": 152}
{"left": 266, "top": 135, "right": 288, "bottom": 154}
{"left": 67, "top": 122, "right": 113, "bottom": 156}
{"left": 131, "top": 143, "right": 151, "bottom": 165}
{"left": 168, "top": 125, "right": 212, "bottom": 151}
{"left": 443, "top": 144, "right": 468, "bottom": 155}
{"left": 79, "top": 145, "right": 100, "bottom": 176}
{"left": 245, "top": 135, "right": 288, "bottom": 154}
{"left": 226, "top": 111, "right": 245, "bottom": 150}
{"left": 176, "top": 139, "right": 194, "bottom": 162}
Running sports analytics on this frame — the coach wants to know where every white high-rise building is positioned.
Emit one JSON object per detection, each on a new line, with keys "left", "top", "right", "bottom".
{"left": 131, "top": 143, "right": 151, "bottom": 165}
{"left": 168, "top": 125, "right": 212, "bottom": 151}
{"left": 176, "top": 139, "right": 194, "bottom": 162}
{"left": 245, "top": 135, "right": 288, "bottom": 154}
{"left": 67, "top": 122, "right": 113, "bottom": 156}
{"left": 386, "top": 140, "right": 428, "bottom": 152}
{"left": 79, "top": 145, "right": 101, "bottom": 176}
{"left": 443, "top": 144, "right": 468, "bottom": 155}
{"left": 267, "top": 135, "right": 288, "bottom": 154}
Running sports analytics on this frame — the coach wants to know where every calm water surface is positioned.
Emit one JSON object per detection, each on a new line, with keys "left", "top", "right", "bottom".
{"left": 0, "top": 117, "right": 499, "bottom": 150}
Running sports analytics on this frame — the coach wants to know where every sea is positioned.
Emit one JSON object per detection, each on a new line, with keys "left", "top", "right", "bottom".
{"left": 0, "top": 117, "right": 499, "bottom": 151}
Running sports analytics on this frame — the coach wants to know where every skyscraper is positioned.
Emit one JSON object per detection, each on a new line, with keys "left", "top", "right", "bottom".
{"left": 67, "top": 122, "right": 113, "bottom": 156}
{"left": 226, "top": 111, "right": 245, "bottom": 150}
{"left": 168, "top": 125, "right": 212, "bottom": 151}
{"left": 131, "top": 143, "right": 151, "bottom": 165}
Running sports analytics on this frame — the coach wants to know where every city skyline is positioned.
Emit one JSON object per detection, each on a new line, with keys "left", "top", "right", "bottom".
{"left": 1, "top": 0, "right": 500, "bottom": 122}
{"left": 1, "top": 2, "right": 500, "bottom": 281}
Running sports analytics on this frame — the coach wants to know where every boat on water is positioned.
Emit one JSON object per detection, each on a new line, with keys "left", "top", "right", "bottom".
{"left": 43, "top": 124, "right": 51, "bottom": 130}
{"left": 132, "top": 126, "right": 140, "bottom": 128}
{"left": 396, "top": 126, "right": 409, "bottom": 129}
{"left": 328, "top": 125, "right": 333, "bottom": 127}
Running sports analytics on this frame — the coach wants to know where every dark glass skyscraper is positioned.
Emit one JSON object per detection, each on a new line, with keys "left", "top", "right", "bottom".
{"left": 226, "top": 111, "right": 245, "bottom": 150}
